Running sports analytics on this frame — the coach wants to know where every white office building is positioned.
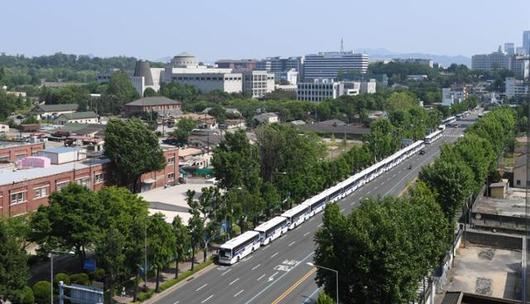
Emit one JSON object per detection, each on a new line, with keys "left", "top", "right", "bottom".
{"left": 302, "top": 52, "right": 368, "bottom": 81}
{"left": 242, "top": 70, "right": 275, "bottom": 98}
{"left": 297, "top": 79, "right": 376, "bottom": 102}
{"left": 505, "top": 77, "right": 529, "bottom": 98}
{"left": 471, "top": 47, "right": 510, "bottom": 70}
{"left": 256, "top": 57, "right": 302, "bottom": 83}
{"left": 442, "top": 88, "right": 466, "bottom": 106}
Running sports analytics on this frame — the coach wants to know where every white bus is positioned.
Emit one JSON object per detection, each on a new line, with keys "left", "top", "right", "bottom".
{"left": 442, "top": 116, "right": 456, "bottom": 125}
{"left": 281, "top": 203, "right": 311, "bottom": 230}
{"left": 424, "top": 130, "right": 442, "bottom": 144}
{"left": 218, "top": 231, "right": 260, "bottom": 265}
{"left": 254, "top": 216, "right": 288, "bottom": 246}
{"left": 438, "top": 124, "right": 446, "bottom": 131}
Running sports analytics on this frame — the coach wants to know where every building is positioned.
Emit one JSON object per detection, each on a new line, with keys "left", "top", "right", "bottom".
{"left": 471, "top": 47, "right": 510, "bottom": 71}
{"left": 504, "top": 42, "right": 515, "bottom": 55}
{"left": 162, "top": 53, "right": 243, "bottom": 94}
{"left": 176, "top": 113, "right": 217, "bottom": 129}
{"left": 39, "top": 147, "right": 87, "bottom": 165}
{"left": 215, "top": 59, "right": 257, "bottom": 70}
{"left": 0, "top": 145, "right": 180, "bottom": 217}
{"left": 256, "top": 57, "right": 303, "bottom": 83}
{"left": 130, "top": 60, "right": 165, "bottom": 96}
{"left": 523, "top": 30, "right": 530, "bottom": 55}
{"left": 242, "top": 70, "right": 275, "bottom": 98}
{"left": 123, "top": 97, "right": 182, "bottom": 117}
{"left": 442, "top": 88, "right": 467, "bottom": 106}
{"left": 407, "top": 75, "right": 429, "bottom": 81}
{"left": 302, "top": 51, "right": 368, "bottom": 81}
{"left": 253, "top": 112, "right": 279, "bottom": 124}
{"left": 505, "top": 77, "right": 529, "bottom": 98}
{"left": 0, "top": 142, "right": 45, "bottom": 162}
{"left": 297, "top": 79, "right": 376, "bottom": 102}
{"left": 510, "top": 55, "right": 529, "bottom": 79}
{"left": 32, "top": 104, "right": 79, "bottom": 120}
{"left": 178, "top": 147, "right": 211, "bottom": 168}
{"left": 54, "top": 111, "right": 99, "bottom": 125}
{"left": 0, "top": 124, "right": 8, "bottom": 135}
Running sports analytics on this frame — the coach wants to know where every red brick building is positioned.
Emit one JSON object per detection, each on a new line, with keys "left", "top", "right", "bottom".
{"left": 0, "top": 142, "right": 45, "bottom": 162}
{"left": 0, "top": 146, "right": 179, "bottom": 217}
{"left": 123, "top": 97, "right": 182, "bottom": 117}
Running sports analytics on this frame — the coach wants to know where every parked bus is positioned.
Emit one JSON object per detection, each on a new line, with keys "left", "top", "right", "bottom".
{"left": 281, "top": 203, "right": 311, "bottom": 230}
{"left": 424, "top": 130, "right": 442, "bottom": 144}
{"left": 254, "top": 216, "right": 288, "bottom": 246}
{"left": 442, "top": 116, "right": 456, "bottom": 125}
{"left": 218, "top": 231, "right": 260, "bottom": 265}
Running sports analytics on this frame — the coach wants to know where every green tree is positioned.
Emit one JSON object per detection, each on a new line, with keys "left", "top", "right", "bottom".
{"left": 29, "top": 183, "right": 100, "bottom": 265}
{"left": 186, "top": 190, "right": 204, "bottom": 271}
{"left": 0, "top": 219, "right": 29, "bottom": 302}
{"left": 32, "top": 281, "right": 51, "bottom": 304}
{"left": 171, "top": 118, "right": 197, "bottom": 143}
{"left": 105, "top": 70, "right": 138, "bottom": 112}
{"left": 104, "top": 118, "right": 166, "bottom": 192}
{"left": 172, "top": 216, "right": 190, "bottom": 279}
{"left": 143, "top": 87, "right": 157, "bottom": 97}
{"left": 364, "top": 118, "right": 399, "bottom": 160}
{"left": 316, "top": 292, "right": 335, "bottom": 304}
{"left": 148, "top": 213, "right": 176, "bottom": 292}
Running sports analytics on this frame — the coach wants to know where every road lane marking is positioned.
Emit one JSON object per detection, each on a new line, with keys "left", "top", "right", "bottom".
{"left": 174, "top": 301, "right": 180, "bottom": 304}
{"left": 242, "top": 255, "right": 253, "bottom": 262}
{"left": 271, "top": 252, "right": 279, "bottom": 258}
{"left": 303, "top": 232, "right": 310, "bottom": 237}
{"left": 317, "top": 223, "right": 323, "bottom": 228}
{"left": 200, "top": 295, "right": 213, "bottom": 303}
{"left": 308, "top": 217, "right": 314, "bottom": 222}
{"left": 244, "top": 252, "right": 314, "bottom": 304}
{"left": 196, "top": 283, "right": 207, "bottom": 291}
{"left": 229, "top": 278, "right": 239, "bottom": 286}
{"left": 268, "top": 271, "right": 279, "bottom": 281}
{"left": 271, "top": 267, "right": 317, "bottom": 304}
{"left": 303, "top": 288, "right": 321, "bottom": 304}
{"left": 366, "top": 190, "right": 371, "bottom": 194}
{"left": 257, "top": 274, "right": 266, "bottom": 281}
{"left": 288, "top": 241, "right": 296, "bottom": 247}
{"left": 251, "top": 264, "right": 261, "bottom": 270}
{"left": 221, "top": 269, "right": 231, "bottom": 276}
{"left": 234, "top": 289, "right": 244, "bottom": 297}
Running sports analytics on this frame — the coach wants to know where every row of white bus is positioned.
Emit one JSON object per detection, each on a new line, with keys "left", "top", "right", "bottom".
{"left": 217, "top": 139, "right": 429, "bottom": 265}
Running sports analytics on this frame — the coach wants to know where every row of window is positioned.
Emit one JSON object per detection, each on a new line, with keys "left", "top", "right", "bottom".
{"left": 172, "top": 76, "right": 242, "bottom": 81}
{"left": 6, "top": 172, "right": 105, "bottom": 206}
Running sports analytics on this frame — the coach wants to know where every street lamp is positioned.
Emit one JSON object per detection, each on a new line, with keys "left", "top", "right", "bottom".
{"left": 307, "top": 262, "right": 339, "bottom": 304}
{"left": 49, "top": 251, "right": 75, "bottom": 304}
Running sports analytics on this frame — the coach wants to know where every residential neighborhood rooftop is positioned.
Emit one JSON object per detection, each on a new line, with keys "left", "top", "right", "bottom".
{"left": 33, "top": 103, "right": 79, "bottom": 113}
{"left": 126, "top": 96, "right": 182, "bottom": 106}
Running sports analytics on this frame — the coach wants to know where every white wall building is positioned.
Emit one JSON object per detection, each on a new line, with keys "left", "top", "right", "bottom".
{"left": 297, "top": 79, "right": 376, "bottom": 102}
{"left": 302, "top": 51, "right": 368, "bottom": 81}
{"left": 242, "top": 70, "right": 275, "bottom": 98}
{"left": 442, "top": 88, "right": 466, "bottom": 106}
{"left": 505, "top": 77, "right": 529, "bottom": 98}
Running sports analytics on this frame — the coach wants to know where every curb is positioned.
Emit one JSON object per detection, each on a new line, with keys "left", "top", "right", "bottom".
{"left": 143, "top": 262, "right": 217, "bottom": 304}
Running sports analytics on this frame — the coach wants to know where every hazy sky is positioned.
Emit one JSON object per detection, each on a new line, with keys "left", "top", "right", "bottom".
{"left": 1, "top": 0, "right": 528, "bottom": 61}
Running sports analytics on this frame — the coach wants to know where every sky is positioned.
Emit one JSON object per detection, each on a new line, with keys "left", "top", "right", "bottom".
{"left": 1, "top": 0, "right": 528, "bottom": 62}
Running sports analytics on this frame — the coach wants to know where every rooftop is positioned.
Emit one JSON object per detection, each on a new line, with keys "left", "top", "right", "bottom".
{"left": 34, "top": 103, "right": 79, "bottom": 113}
{"left": 42, "top": 147, "right": 83, "bottom": 154}
{"left": 0, "top": 158, "right": 110, "bottom": 186}
{"left": 472, "top": 188, "right": 527, "bottom": 218}
{"left": 297, "top": 119, "right": 371, "bottom": 136}
{"left": 126, "top": 96, "right": 182, "bottom": 107}
{"left": 56, "top": 111, "right": 98, "bottom": 120}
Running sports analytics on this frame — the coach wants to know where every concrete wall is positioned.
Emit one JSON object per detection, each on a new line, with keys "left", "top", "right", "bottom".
{"left": 465, "top": 229, "right": 523, "bottom": 250}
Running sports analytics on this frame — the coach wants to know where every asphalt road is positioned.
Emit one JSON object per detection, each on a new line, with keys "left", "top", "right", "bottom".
{"left": 156, "top": 114, "right": 476, "bottom": 304}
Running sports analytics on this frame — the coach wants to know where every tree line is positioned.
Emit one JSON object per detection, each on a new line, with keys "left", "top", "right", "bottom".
{"left": 313, "top": 107, "right": 515, "bottom": 303}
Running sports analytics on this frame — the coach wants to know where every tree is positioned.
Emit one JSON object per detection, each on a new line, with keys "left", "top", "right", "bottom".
{"left": 186, "top": 190, "right": 204, "bottom": 270}
{"left": 32, "top": 281, "right": 51, "bottom": 304}
{"left": 105, "top": 70, "right": 138, "bottom": 113}
{"left": 148, "top": 213, "right": 176, "bottom": 292}
{"left": 143, "top": 87, "right": 157, "bottom": 97}
{"left": 30, "top": 183, "right": 100, "bottom": 265}
{"left": 104, "top": 118, "right": 166, "bottom": 192}
{"left": 364, "top": 118, "right": 400, "bottom": 161}
{"left": 316, "top": 292, "right": 335, "bottom": 304}
{"left": 160, "top": 82, "right": 199, "bottom": 102}
{"left": 171, "top": 118, "right": 197, "bottom": 143}
{"left": 0, "top": 219, "right": 29, "bottom": 302}
{"left": 172, "top": 216, "right": 190, "bottom": 279}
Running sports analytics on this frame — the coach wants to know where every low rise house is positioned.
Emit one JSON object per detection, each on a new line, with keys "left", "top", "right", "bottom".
{"left": 123, "top": 96, "right": 182, "bottom": 117}
{"left": 178, "top": 147, "right": 211, "bottom": 168}
{"left": 177, "top": 113, "right": 217, "bottom": 129}
{"left": 33, "top": 103, "right": 79, "bottom": 120}
{"left": 253, "top": 112, "right": 279, "bottom": 124}
{"left": 54, "top": 111, "right": 98, "bottom": 125}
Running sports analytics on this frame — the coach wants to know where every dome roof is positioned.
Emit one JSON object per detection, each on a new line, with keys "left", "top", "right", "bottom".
{"left": 170, "top": 52, "right": 198, "bottom": 67}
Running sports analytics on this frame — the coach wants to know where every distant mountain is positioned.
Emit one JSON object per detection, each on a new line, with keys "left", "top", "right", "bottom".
{"left": 355, "top": 48, "right": 471, "bottom": 67}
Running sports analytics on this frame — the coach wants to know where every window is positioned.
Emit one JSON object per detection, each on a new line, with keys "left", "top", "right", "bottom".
{"left": 167, "top": 157, "right": 175, "bottom": 165}
{"left": 34, "top": 186, "right": 49, "bottom": 199}
{"left": 94, "top": 173, "right": 104, "bottom": 184}
{"left": 56, "top": 180, "right": 70, "bottom": 190}
{"left": 168, "top": 173, "right": 175, "bottom": 181}
{"left": 517, "top": 180, "right": 521, "bottom": 186}
{"left": 10, "top": 191, "right": 26, "bottom": 205}
{"left": 76, "top": 177, "right": 90, "bottom": 187}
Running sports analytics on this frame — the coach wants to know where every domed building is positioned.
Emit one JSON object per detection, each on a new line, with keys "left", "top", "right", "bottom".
{"left": 169, "top": 52, "right": 199, "bottom": 68}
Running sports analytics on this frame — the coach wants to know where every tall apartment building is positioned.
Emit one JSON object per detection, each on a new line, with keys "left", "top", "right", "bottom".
{"left": 505, "top": 43, "right": 515, "bottom": 55}
{"left": 302, "top": 52, "right": 368, "bottom": 81}
{"left": 256, "top": 57, "right": 303, "bottom": 83}
{"left": 242, "top": 70, "right": 275, "bottom": 98}
{"left": 523, "top": 31, "right": 530, "bottom": 55}
{"left": 471, "top": 47, "right": 510, "bottom": 70}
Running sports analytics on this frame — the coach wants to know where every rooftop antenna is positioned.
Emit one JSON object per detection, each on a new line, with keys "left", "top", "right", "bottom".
{"left": 340, "top": 38, "right": 344, "bottom": 53}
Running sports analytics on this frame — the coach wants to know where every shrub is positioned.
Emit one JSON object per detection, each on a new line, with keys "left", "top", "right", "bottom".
{"left": 69, "top": 273, "right": 90, "bottom": 286}
{"left": 32, "top": 281, "right": 51, "bottom": 304}
{"left": 20, "top": 286, "right": 35, "bottom": 304}
{"left": 90, "top": 268, "right": 105, "bottom": 281}
{"left": 54, "top": 273, "right": 70, "bottom": 287}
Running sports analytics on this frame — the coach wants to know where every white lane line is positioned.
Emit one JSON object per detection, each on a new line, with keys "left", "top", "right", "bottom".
{"left": 303, "top": 288, "right": 321, "bottom": 304}
{"left": 366, "top": 190, "right": 372, "bottom": 195}
{"left": 201, "top": 295, "right": 213, "bottom": 303}
{"left": 174, "top": 301, "right": 180, "bottom": 304}
{"left": 288, "top": 241, "right": 296, "bottom": 247}
{"left": 271, "top": 252, "right": 279, "bottom": 258}
{"left": 243, "top": 255, "right": 253, "bottom": 262}
{"left": 229, "top": 278, "right": 240, "bottom": 286}
{"left": 251, "top": 264, "right": 261, "bottom": 270}
{"left": 196, "top": 283, "right": 208, "bottom": 291}
{"left": 317, "top": 223, "right": 323, "bottom": 228}
{"left": 221, "top": 269, "right": 232, "bottom": 276}
{"left": 234, "top": 289, "right": 244, "bottom": 298}
{"left": 257, "top": 274, "right": 266, "bottom": 281}
{"left": 303, "top": 232, "right": 310, "bottom": 237}
{"left": 268, "top": 271, "right": 279, "bottom": 282}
